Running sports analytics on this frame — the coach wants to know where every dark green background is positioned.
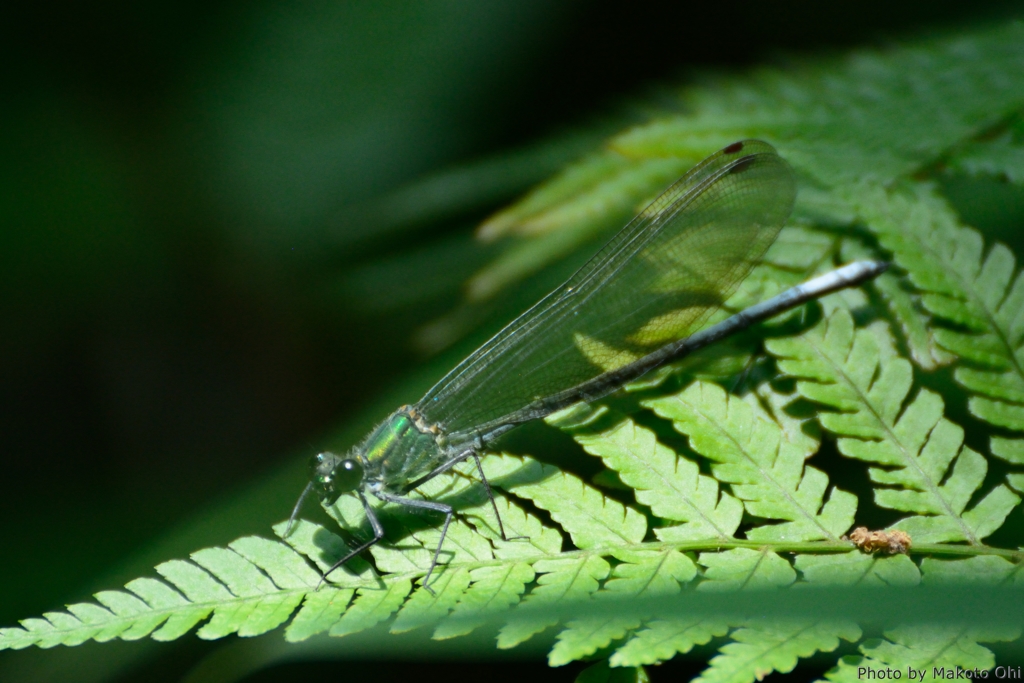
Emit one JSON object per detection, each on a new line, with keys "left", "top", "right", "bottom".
{"left": 2, "top": 2, "right": 1022, "bottom": 681}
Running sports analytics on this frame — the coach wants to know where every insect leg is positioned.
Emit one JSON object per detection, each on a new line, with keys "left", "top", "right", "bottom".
{"left": 319, "top": 491, "right": 385, "bottom": 588}
{"left": 729, "top": 351, "right": 761, "bottom": 395}
{"left": 284, "top": 481, "right": 314, "bottom": 537}
{"left": 472, "top": 453, "right": 526, "bottom": 542}
{"left": 401, "top": 448, "right": 475, "bottom": 492}
{"left": 375, "top": 490, "right": 452, "bottom": 595}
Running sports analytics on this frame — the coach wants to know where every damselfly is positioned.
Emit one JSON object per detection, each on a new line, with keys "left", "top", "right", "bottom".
{"left": 287, "top": 140, "right": 887, "bottom": 591}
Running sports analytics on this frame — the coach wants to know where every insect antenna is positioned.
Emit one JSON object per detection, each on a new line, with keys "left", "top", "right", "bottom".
{"left": 284, "top": 481, "right": 314, "bottom": 537}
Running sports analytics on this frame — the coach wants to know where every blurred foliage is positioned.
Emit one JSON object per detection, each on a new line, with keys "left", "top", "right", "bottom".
{"left": 3, "top": 1, "right": 1024, "bottom": 682}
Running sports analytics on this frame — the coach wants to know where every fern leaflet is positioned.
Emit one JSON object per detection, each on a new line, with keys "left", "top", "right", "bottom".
{"left": 767, "top": 310, "right": 1021, "bottom": 543}
{"left": 848, "top": 181, "right": 1024, "bottom": 434}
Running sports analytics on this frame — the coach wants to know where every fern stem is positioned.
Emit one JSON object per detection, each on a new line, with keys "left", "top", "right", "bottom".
{"left": 352, "top": 539, "right": 1024, "bottom": 584}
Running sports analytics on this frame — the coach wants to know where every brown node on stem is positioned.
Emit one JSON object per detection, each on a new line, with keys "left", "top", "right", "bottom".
{"left": 844, "top": 527, "right": 912, "bottom": 555}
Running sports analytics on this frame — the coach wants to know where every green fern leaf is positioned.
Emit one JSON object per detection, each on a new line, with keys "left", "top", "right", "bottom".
{"left": 390, "top": 567, "right": 472, "bottom": 634}
{"left": 545, "top": 536, "right": 810, "bottom": 669}
{"left": 849, "top": 181, "right": 1024, "bottom": 433}
{"left": 546, "top": 549, "right": 695, "bottom": 666}
{"left": 0, "top": 536, "right": 323, "bottom": 650}
{"left": 473, "top": 491, "right": 566, "bottom": 558}
{"left": 330, "top": 580, "right": 412, "bottom": 638}
{"left": 698, "top": 549, "right": 796, "bottom": 590}
{"left": 610, "top": 617, "right": 730, "bottom": 667}
{"left": 463, "top": 22, "right": 1024, "bottom": 301}
{"left": 552, "top": 408, "right": 744, "bottom": 542}
{"left": 364, "top": 511, "right": 490, "bottom": 576}
{"left": 921, "top": 555, "right": 1024, "bottom": 585}
{"left": 124, "top": 577, "right": 213, "bottom": 641}
{"left": 272, "top": 519, "right": 375, "bottom": 584}
{"left": 496, "top": 555, "right": 609, "bottom": 649}
{"left": 505, "top": 460, "right": 648, "bottom": 549}
{"left": 951, "top": 132, "right": 1024, "bottom": 184}
{"left": 549, "top": 616, "right": 639, "bottom": 668}
{"left": 825, "top": 623, "right": 1020, "bottom": 682}
{"left": 69, "top": 588, "right": 149, "bottom": 643}
{"left": 991, "top": 436, "right": 1024, "bottom": 466}
{"left": 156, "top": 559, "right": 237, "bottom": 640}
{"left": 795, "top": 553, "right": 921, "bottom": 587}
{"left": 840, "top": 237, "right": 954, "bottom": 371}
{"left": 644, "top": 382, "right": 857, "bottom": 543}
{"left": 285, "top": 588, "right": 354, "bottom": 642}
{"left": 992, "top": 439, "right": 1024, "bottom": 494}
{"left": 432, "top": 563, "right": 534, "bottom": 640}
{"left": 767, "top": 310, "right": 1021, "bottom": 543}
{"left": 696, "top": 618, "right": 861, "bottom": 683}
{"left": 614, "top": 24, "right": 1024, "bottom": 187}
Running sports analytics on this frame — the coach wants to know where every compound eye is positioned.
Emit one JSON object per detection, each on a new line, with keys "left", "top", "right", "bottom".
{"left": 307, "top": 452, "right": 342, "bottom": 503}
{"left": 310, "top": 451, "right": 337, "bottom": 475}
{"left": 332, "top": 458, "right": 364, "bottom": 493}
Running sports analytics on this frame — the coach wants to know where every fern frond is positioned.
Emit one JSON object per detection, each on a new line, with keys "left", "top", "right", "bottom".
{"left": 795, "top": 553, "right": 921, "bottom": 587}
{"left": 390, "top": 567, "right": 471, "bottom": 635}
{"left": 921, "top": 555, "right": 1023, "bottom": 584}
{"left": 1, "top": 536, "right": 321, "bottom": 650}
{"left": 546, "top": 549, "right": 695, "bottom": 666}
{"left": 818, "top": 557, "right": 1024, "bottom": 680}
{"left": 695, "top": 618, "right": 861, "bottom": 683}
{"left": 610, "top": 617, "right": 730, "bottom": 667}
{"left": 504, "top": 459, "right": 648, "bottom": 549}
{"left": 992, "top": 437, "right": 1024, "bottom": 466}
{"left": 768, "top": 310, "right": 1021, "bottom": 543}
{"left": 463, "top": 22, "right": 1024, "bottom": 300}
{"left": 284, "top": 588, "right": 354, "bottom": 642}
{"left": 698, "top": 549, "right": 797, "bottom": 591}
{"left": 825, "top": 623, "right": 1020, "bottom": 682}
{"left": 614, "top": 24, "right": 1024, "bottom": 187}
{"left": 602, "top": 548, "right": 794, "bottom": 667}
{"left": 848, "top": 181, "right": 1024, "bottom": 434}
{"left": 644, "top": 382, "right": 857, "bottom": 543}
{"left": 432, "top": 563, "right": 534, "bottom": 640}
{"left": 550, "top": 407, "right": 743, "bottom": 542}
{"left": 496, "top": 555, "right": 609, "bottom": 649}
{"left": 329, "top": 580, "right": 411, "bottom": 638}
{"left": 951, "top": 132, "right": 1024, "bottom": 184}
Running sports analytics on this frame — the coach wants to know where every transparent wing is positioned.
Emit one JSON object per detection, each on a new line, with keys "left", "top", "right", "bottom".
{"left": 418, "top": 140, "right": 796, "bottom": 439}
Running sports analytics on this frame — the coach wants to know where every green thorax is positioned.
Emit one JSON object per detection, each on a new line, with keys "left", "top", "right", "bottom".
{"left": 359, "top": 406, "right": 449, "bottom": 490}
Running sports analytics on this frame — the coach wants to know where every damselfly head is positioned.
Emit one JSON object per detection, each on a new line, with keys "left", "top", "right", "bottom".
{"left": 308, "top": 451, "right": 365, "bottom": 504}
